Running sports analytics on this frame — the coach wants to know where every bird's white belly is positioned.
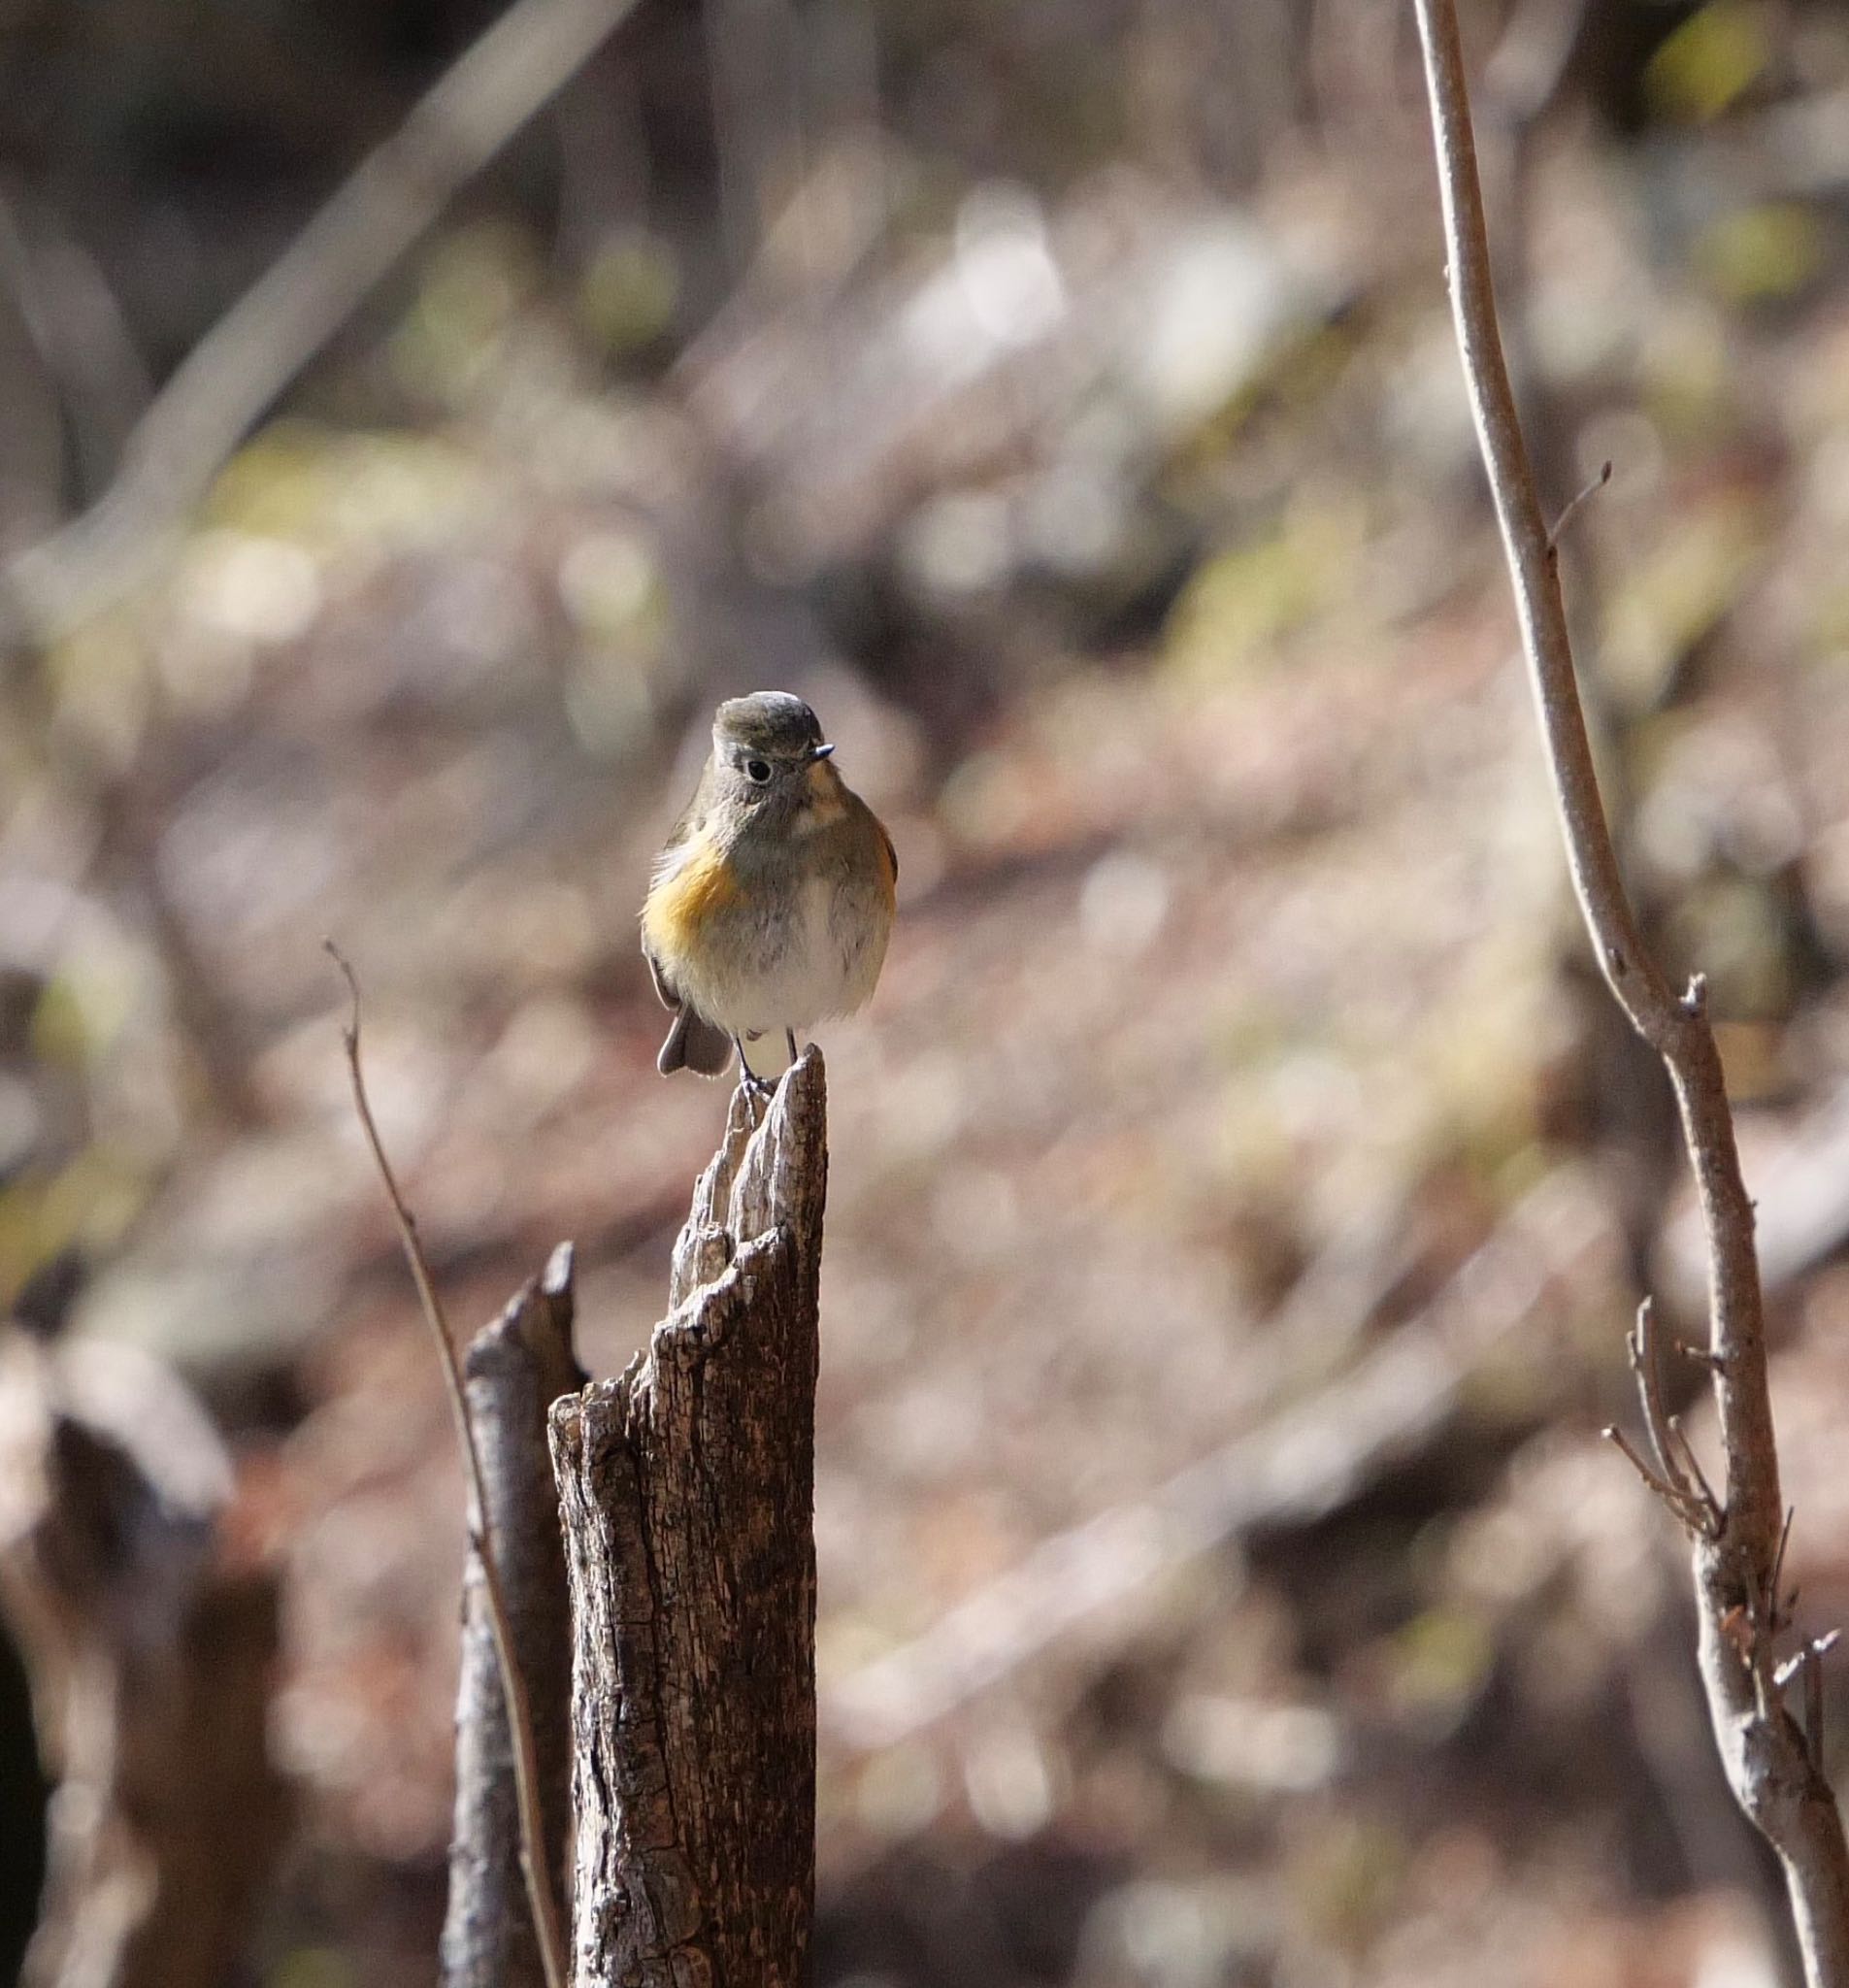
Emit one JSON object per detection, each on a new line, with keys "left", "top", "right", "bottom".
{"left": 706, "top": 875, "right": 886, "bottom": 1037}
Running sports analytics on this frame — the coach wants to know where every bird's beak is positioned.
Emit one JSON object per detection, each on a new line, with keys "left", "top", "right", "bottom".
{"left": 810, "top": 743, "right": 836, "bottom": 761}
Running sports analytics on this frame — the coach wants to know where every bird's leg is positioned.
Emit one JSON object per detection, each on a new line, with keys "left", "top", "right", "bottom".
{"left": 785, "top": 1027, "right": 800, "bottom": 1068}
{"left": 732, "top": 1036, "right": 776, "bottom": 1107}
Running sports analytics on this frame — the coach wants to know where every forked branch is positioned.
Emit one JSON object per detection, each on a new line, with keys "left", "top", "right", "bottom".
{"left": 1410, "top": 5, "right": 1849, "bottom": 1980}
{"left": 1602, "top": 1298, "right": 1722, "bottom": 1538}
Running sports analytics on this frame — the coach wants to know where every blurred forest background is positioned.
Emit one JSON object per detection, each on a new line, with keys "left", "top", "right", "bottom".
{"left": 6, "top": 0, "right": 1849, "bottom": 1982}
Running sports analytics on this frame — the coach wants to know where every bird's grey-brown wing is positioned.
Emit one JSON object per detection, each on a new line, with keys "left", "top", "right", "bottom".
{"left": 644, "top": 942, "right": 677, "bottom": 1011}
{"left": 641, "top": 770, "right": 709, "bottom": 1015}
{"left": 835, "top": 788, "right": 897, "bottom": 889}
{"left": 644, "top": 932, "right": 735, "bottom": 1077}
{"left": 643, "top": 782, "right": 734, "bottom": 1077}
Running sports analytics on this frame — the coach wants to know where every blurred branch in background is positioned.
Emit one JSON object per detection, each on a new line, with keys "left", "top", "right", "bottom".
{"left": 0, "top": 192, "right": 152, "bottom": 510}
{"left": 0, "top": 0, "right": 645, "bottom": 653}
{"left": 704, "top": 0, "right": 807, "bottom": 277}
{"left": 1412, "top": 4, "right": 1849, "bottom": 1982}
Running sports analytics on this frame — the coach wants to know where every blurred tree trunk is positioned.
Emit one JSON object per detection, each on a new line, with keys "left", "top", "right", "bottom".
{"left": 548, "top": 1052, "right": 826, "bottom": 1988}
{"left": 0, "top": 1329, "right": 287, "bottom": 1988}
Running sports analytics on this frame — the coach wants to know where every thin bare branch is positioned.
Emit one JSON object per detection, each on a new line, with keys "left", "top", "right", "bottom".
{"left": 1626, "top": 1298, "right": 1684, "bottom": 1497}
{"left": 1776, "top": 1635, "right": 1841, "bottom": 1695}
{"left": 1673, "top": 1336, "right": 1728, "bottom": 1375}
{"left": 1771, "top": 1506, "right": 1798, "bottom": 1628}
{"left": 326, "top": 944, "right": 567, "bottom": 1988}
{"left": 1601, "top": 1425, "right": 1711, "bottom": 1534}
{"left": 1545, "top": 458, "right": 1611, "bottom": 555}
{"left": 1667, "top": 1416, "right": 1723, "bottom": 1538}
{"left": 1774, "top": 1634, "right": 1840, "bottom": 1773}
{"left": 1810, "top": 1649, "right": 1829, "bottom": 1769}
{"left": 1411, "top": 4, "right": 1849, "bottom": 1978}
{"left": 1616, "top": 1299, "right": 1722, "bottom": 1537}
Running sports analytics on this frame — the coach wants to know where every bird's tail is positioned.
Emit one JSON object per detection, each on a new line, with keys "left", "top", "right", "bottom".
{"left": 657, "top": 1005, "right": 735, "bottom": 1077}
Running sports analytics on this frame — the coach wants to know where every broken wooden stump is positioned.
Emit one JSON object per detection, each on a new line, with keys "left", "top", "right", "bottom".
{"left": 549, "top": 1048, "right": 827, "bottom": 1988}
{"left": 442, "top": 1243, "right": 585, "bottom": 1988}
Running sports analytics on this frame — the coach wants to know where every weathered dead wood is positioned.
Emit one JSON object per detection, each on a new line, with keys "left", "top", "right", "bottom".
{"left": 442, "top": 1243, "right": 586, "bottom": 1988}
{"left": 0, "top": 1330, "right": 288, "bottom": 1988}
{"left": 549, "top": 1049, "right": 827, "bottom": 1988}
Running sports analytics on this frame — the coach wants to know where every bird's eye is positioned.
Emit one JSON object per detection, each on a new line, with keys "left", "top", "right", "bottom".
{"left": 744, "top": 757, "right": 772, "bottom": 785}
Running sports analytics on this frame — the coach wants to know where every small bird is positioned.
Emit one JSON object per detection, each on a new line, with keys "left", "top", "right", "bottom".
{"left": 642, "top": 692, "right": 897, "bottom": 1089}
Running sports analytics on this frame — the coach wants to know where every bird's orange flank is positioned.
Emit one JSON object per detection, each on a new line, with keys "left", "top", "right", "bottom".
{"left": 643, "top": 836, "right": 741, "bottom": 958}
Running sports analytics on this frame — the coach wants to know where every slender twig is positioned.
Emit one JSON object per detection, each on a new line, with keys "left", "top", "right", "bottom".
{"left": 1627, "top": 1298, "right": 1683, "bottom": 1496}
{"left": 1810, "top": 1649, "right": 1830, "bottom": 1767}
{"left": 1775, "top": 1634, "right": 1841, "bottom": 1773}
{"left": 1777, "top": 1633, "right": 1841, "bottom": 1695}
{"left": 326, "top": 944, "right": 567, "bottom": 1988}
{"left": 1674, "top": 1336, "right": 1728, "bottom": 1375}
{"left": 1601, "top": 1424, "right": 1707, "bottom": 1529}
{"left": 1601, "top": 1425, "right": 1710, "bottom": 1535}
{"left": 1412, "top": 6, "right": 1849, "bottom": 1979}
{"left": 1613, "top": 1298, "right": 1721, "bottom": 1537}
{"left": 1771, "top": 1505, "right": 1798, "bottom": 1628}
{"left": 1667, "top": 1415, "right": 1723, "bottom": 1533}
{"left": 1546, "top": 458, "right": 1611, "bottom": 555}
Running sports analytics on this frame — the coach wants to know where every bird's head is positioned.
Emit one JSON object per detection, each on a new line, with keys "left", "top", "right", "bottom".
{"left": 712, "top": 692, "right": 837, "bottom": 809}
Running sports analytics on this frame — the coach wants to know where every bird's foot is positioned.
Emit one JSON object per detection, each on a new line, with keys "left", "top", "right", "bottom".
{"left": 732, "top": 1038, "right": 776, "bottom": 1112}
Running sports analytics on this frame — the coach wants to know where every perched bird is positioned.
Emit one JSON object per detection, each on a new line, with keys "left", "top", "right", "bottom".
{"left": 642, "top": 692, "right": 897, "bottom": 1088}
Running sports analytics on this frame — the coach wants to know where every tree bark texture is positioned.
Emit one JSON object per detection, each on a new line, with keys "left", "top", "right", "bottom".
{"left": 443, "top": 1242, "right": 586, "bottom": 1988}
{"left": 0, "top": 1330, "right": 288, "bottom": 1988}
{"left": 549, "top": 1049, "right": 827, "bottom": 1988}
